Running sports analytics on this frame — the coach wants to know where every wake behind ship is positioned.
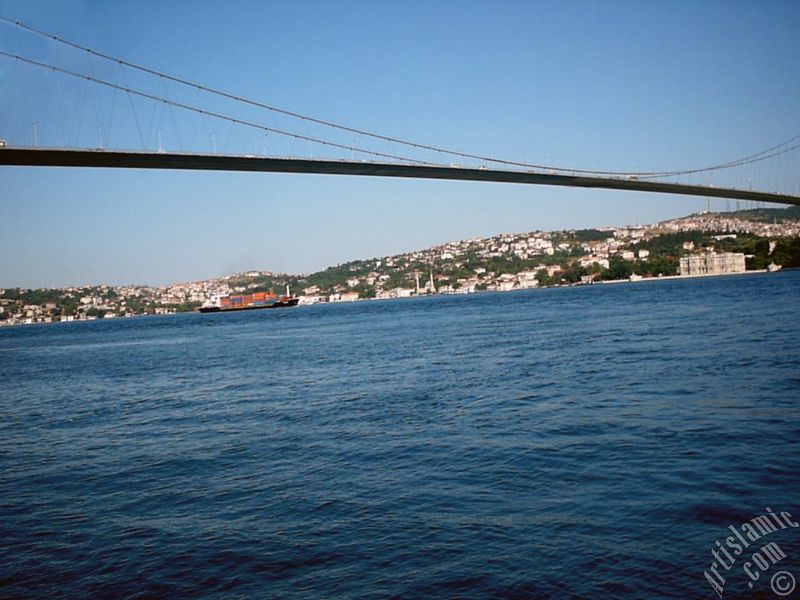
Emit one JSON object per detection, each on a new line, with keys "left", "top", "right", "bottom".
{"left": 198, "top": 288, "right": 299, "bottom": 313}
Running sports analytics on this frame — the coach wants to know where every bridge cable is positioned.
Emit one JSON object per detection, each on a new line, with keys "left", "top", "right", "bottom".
{"left": 2, "top": 14, "right": 799, "bottom": 179}
{"left": 4, "top": 14, "right": 799, "bottom": 178}
{"left": 0, "top": 50, "right": 440, "bottom": 165}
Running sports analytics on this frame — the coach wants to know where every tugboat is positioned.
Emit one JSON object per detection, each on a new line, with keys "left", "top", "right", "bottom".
{"left": 198, "top": 286, "right": 299, "bottom": 313}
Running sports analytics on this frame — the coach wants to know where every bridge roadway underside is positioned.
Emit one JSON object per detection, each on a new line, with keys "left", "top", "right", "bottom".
{"left": 2, "top": 148, "right": 799, "bottom": 206}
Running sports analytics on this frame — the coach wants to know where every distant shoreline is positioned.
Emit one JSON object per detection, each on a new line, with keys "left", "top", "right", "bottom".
{"left": 0, "top": 269, "right": 790, "bottom": 328}
{"left": 314, "top": 268, "right": 783, "bottom": 301}
{"left": 594, "top": 268, "right": 771, "bottom": 286}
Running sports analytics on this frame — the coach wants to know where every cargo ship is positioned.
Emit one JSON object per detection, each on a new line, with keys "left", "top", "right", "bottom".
{"left": 198, "top": 287, "right": 299, "bottom": 313}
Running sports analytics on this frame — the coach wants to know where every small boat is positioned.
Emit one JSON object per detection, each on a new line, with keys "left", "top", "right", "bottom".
{"left": 198, "top": 286, "right": 299, "bottom": 313}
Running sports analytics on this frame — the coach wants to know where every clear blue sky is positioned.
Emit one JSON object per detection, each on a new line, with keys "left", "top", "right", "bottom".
{"left": 1, "top": 0, "right": 798, "bottom": 288}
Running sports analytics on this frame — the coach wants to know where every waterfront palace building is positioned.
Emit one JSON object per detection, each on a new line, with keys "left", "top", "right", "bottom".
{"left": 679, "top": 252, "right": 746, "bottom": 276}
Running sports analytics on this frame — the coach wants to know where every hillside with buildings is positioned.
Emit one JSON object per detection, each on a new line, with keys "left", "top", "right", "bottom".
{"left": 2, "top": 207, "right": 800, "bottom": 325}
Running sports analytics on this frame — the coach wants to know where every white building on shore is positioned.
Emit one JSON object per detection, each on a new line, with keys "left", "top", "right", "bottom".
{"left": 679, "top": 252, "right": 746, "bottom": 276}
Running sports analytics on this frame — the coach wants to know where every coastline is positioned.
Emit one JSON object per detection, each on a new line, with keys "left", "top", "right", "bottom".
{"left": 0, "top": 268, "right": 786, "bottom": 328}
{"left": 594, "top": 268, "right": 770, "bottom": 286}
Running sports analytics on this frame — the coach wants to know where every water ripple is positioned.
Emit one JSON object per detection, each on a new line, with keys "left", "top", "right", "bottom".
{"left": 1, "top": 272, "right": 799, "bottom": 598}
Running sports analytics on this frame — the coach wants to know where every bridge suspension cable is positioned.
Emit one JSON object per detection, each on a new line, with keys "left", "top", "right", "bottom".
{"left": 0, "top": 50, "right": 440, "bottom": 166}
{"left": 637, "top": 134, "right": 800, "bottom": 179}
{"left": 2, "top": 14, "right": 799, "bottom": 180}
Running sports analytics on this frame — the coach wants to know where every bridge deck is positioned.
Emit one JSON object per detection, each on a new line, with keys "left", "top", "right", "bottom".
{"left": 2, "top": 148, "right": 798, "bottom": 206}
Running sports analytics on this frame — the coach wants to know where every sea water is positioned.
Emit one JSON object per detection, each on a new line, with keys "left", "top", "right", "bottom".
{"left": 1, "top": 272, "right": 799, "bottom": 598}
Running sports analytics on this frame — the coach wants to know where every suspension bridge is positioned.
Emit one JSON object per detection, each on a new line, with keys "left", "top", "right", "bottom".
{"left": 1, "top": 16, "right": 799, "bottom": 207}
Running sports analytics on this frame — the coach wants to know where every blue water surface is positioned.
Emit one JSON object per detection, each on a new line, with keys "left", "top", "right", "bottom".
{"left": 1, "top": 272, "right": 799, "bottom": 598}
